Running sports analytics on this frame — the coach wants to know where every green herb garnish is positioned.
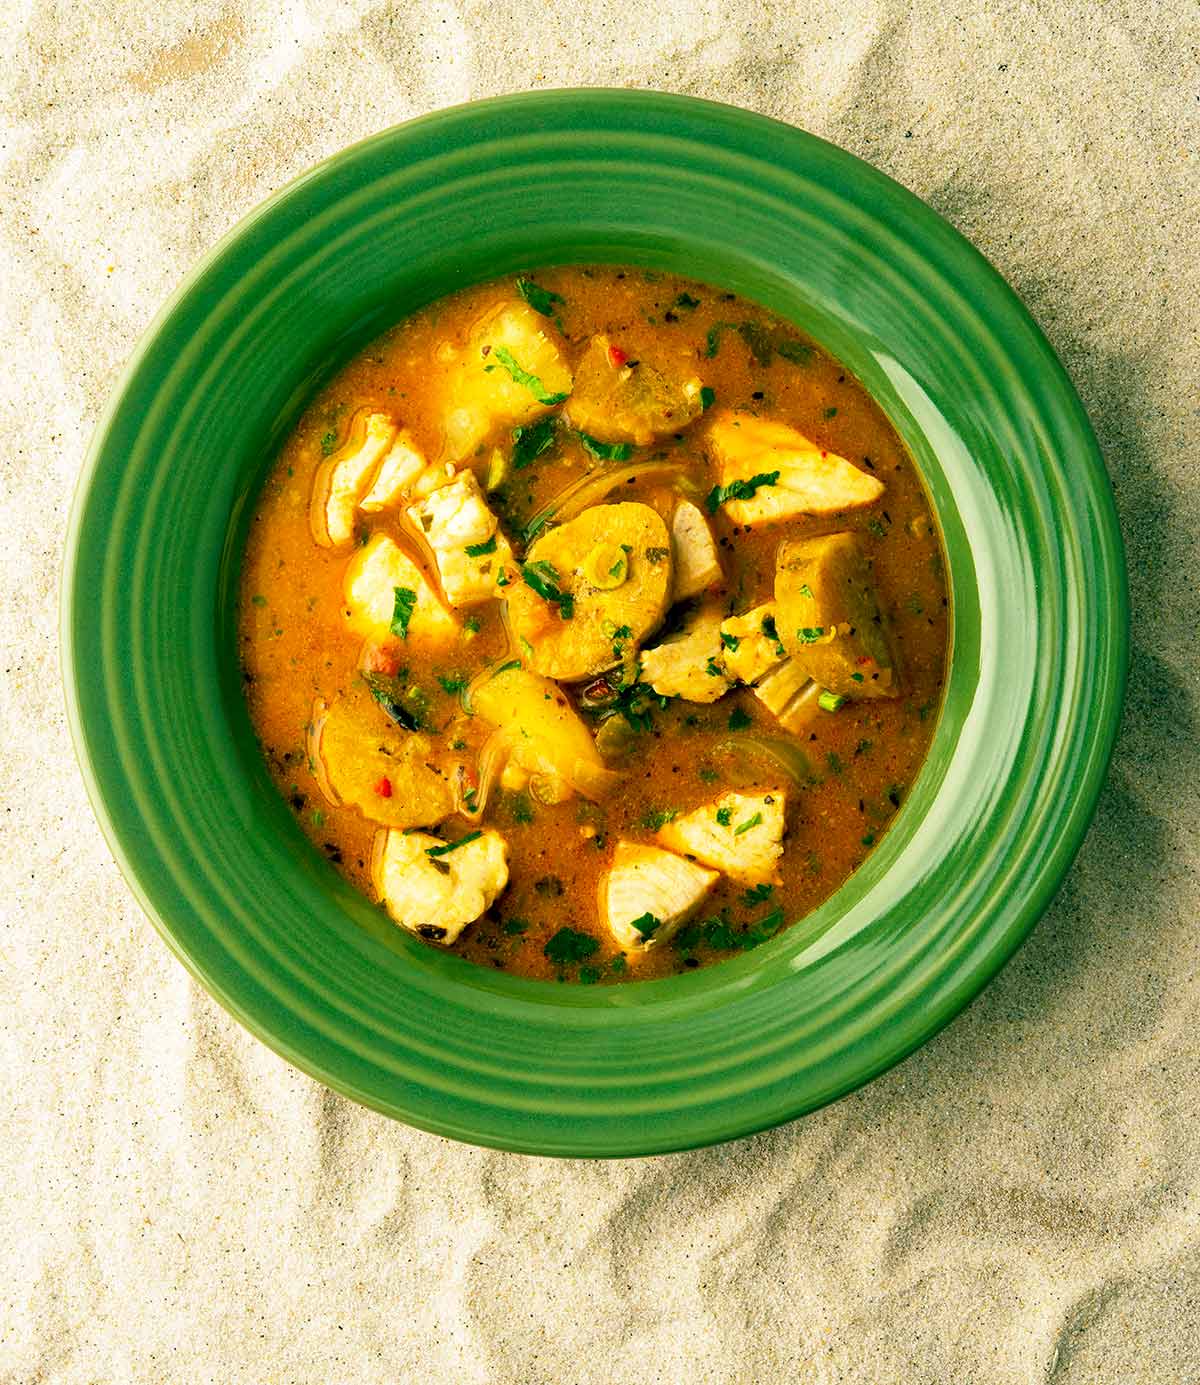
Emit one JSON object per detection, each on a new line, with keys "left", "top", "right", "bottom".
{"left": 628, "top": 912, "right": 662, "bottom": 939}
{"left": 521, "top": 560, "right": 575, "bottom": 620}
{"left": 705, "top": 321, "right": 737, "bottom": 357}
{"left": 437, "top": 674, "right": 467, "bottom": 694}
{"left": 512, "top": 416, "right": 556, "bottom": 470}
{"left": 674, "top": 291, "right": 700, "bottom": 310}
{"left": 639, "top": 807, "right": 679, "bottom": 831}
{"left": 720, "top": 631, "right": 740, "bottom": 651}
{"left": 516, "top": 276, "right": 564, "bottom": 318}
{"left": 741, "top": 883, "right": 774, "bottom": 907}
{"left": 578, "top": 432, "right": 634, "bottom": 461}
{"left": 700, "top": 385, "right": 716, "bottom": 411}
{"left": 319, "top": 429, "right": 338, "bottom": 456}
{"left": 796, "top": 627, "right": 825, "bottom": 643}
{"left": 503, "top": 917, "right": 529, "bottom": 936}
{"left": 544, "top": 927, "right": 600, "bottom": 965}
{"left": 425, "top": 831, "right": 482, "bottom": 858}
{"left": 728, "top": 706, "right": 752, "bottom": 731}
{"left": 705, "top": 471, "right": 780, "bottom": 514}
{"left": 491, "top": 346, "right": 569, "bottom": 405}
{"left": 818, "top": 689, "right": 845, "bottom": 713}
{"left": 390, "top": 586, "right": 417, "bottom": 640}
{"left": 715, "top": 806, "right": 733, "bottom": 827}
{"left": 734, "top": 812, "right": 763, "bottom": 836}
{"left": 464, "top": 535, "right": 497, "bottom": 557}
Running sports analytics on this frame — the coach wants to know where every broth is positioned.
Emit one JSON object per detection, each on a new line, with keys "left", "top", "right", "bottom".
{"left": 239, "top": 267, "right": 948, "bottom": 982}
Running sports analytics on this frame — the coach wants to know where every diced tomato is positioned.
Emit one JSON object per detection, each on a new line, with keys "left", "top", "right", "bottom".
{"left": 362, "top": 641, "right": 401, "bottom": 677}
{"left": 607, "top": 344, "right": 628, "bottom": 368}
{"left": 374, "top": 776, "right": 393, "bottom": 798}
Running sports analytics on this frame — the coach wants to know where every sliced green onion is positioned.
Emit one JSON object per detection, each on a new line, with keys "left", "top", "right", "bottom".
{"left": 818, "top": 689, "right": 846, "bottom": 713}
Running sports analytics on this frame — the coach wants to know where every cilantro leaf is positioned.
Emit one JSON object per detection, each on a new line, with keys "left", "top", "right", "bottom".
{"left": 700, "top": 385, "right": 716, "bottom": 411}
{"left": 521, "top": 560, "right": 574, "bottom": 620}
{"left": 464, "top": 534, "right": 497, "bottom": 557}
{"left": 796, "top": 626, "right": 825, "bottom": 643}
{"left": 628, "top": 912, "right": 662, "bottom": 939}
{"left": 544, "top": 927, "right": 600, "bottom": 965}
{"left": 390, "top": 586, "right": 417, "bottom": 640}
{"left": 578, "top": 432, "right": 633, "bottom": 461}
{"left": 728, "top": 706, "right": 752, "bottom": 731}
{"left": 512, "top": 416, "right": 556, "bottom": 470}
{"left": 715, "top": 806, "right": 733, "bottom": 827}
{"left": 491, "top": 346, "right": 568, "bottom": 405}
{"left": 516, "top": 276, "right": 564, "bottom": 318}
{"left": 705, "top": 471, "right": 780, "bottom": 514}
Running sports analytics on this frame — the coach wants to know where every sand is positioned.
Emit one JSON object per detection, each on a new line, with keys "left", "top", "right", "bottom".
{"left": 1, "top": 1, "right": 1197, "bottom": 1380}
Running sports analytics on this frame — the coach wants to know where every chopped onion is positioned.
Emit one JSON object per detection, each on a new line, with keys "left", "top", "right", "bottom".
{"left": 716, "top": 734, "right": 816, "bottom": 786}
{"left": 522, "top": 460, "right": 684, "bottom": 541}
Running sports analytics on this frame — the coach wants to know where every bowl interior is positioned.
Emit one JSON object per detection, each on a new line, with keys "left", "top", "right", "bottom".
{"left": 63, "top": 92, "right": 1126, "bottom": 1155}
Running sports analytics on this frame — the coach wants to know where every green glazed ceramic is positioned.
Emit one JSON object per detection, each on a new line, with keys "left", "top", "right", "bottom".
{"left": 62, "top": 91, "right": 1127, "bottom": 1156}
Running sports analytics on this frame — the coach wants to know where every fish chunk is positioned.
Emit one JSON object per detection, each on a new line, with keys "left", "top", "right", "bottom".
{"left": 707, "top": 411, "right": 884, "bottom": 525}
{"left": 358, "top": 429, "right": 431, "bottom": 512}
{"left": 372, "top": 827, "right": 509, "bottom": 944}
{"left": 566, "top": 335, "right": 703, "bottom": 446}
{"left": 720, "top": 602, "right": 788, "bottom": 685}
{"left": 751, "top": 661, "right": 821, "bottom": 734}
{"left": 671, "top": 500, "right": 722, "bottom": 601}
{"left": 775, "top": 532, "right": 897, "bottom": 697}
{"left": 639, "top": 604, "right": 733, "bottom": 704}
{"left": 343, "top": 533, "right": 459, "bottom": 646}
{"left": 600, "top": 840, "right": 718, "bottom": 952}
{"left": 657, "top": 790, "right": 787, "bottom": 884}
{"left": 310, "top": 411, "right": 398, "bottom": 547}
{"left": 506, "top": 502, "right": 673, "bottom": 681}
{"left": 309, "top": 688, "right": 457, "bottom": 828}
{"left": 407, "top": 471, "right": 514, "bottom": 607}
{"left": 442, "top": 300, "right": 573, "bottom": 462}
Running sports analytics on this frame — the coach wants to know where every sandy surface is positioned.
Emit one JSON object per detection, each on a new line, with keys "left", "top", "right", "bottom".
{"left": 2, "top": 2, "right": 1197, "bottom": 1380}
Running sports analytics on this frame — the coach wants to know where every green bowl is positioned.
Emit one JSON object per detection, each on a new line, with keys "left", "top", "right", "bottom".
{"left": 62, "top": 91, "right": 1127, "bottom": 1156}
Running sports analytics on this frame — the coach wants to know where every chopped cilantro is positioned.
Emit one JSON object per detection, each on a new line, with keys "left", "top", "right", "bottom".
{"left": 437, "top": 674, "right": 467, "bottom": 694}
{"left": 705, "top": 656, "right": 724, "bottom": 677}
{"left": 503, "top": 917, "right": 529, "bottom": 936}
{"left": 674, "top": 291, "right": 701, "bottom": 310}
{"left": 705, "top": 321, "right": 736, "bottom": 357}
{"left": 699, "top": 768, "right": 721, "bottom": 783}
{"left": 644, "top": 547, "right": 669, "bottom": 564}
{"left": 515, "top": 276, "right": 564, "bottom": 318}
{"left": 705, "top": 471, "right": 780, "bottom": 514}
{"left": 425, "top": 831, "right": 482, "bottom": 858}
{"left": 491, "top": 346, "right": 569, "bottom": 405}
{"left": 824, "top": 406, "right": 838, "bottom": 419}
{"left": 512, "top": 416, "right": 556, "bottom": 470}
{"left": 720, "top": 631, "right": 740, "bottom": 651}
{"left": 319, "top": 429, "right": 338, "bottom": 456}
{"left": 861, "top": 832, "right": 876, "bottom": 847}
{"left": 639, "top": 807, "right": 679, "bottom": 831}
{"left": 850, "top": 672, "right": 865, "bottom": 683}
{"left": 464, "top": 615, "right": 482, "bottom": 634}
{"left": 827, "top": 751, "right": 845, "bottom": 776}
{"left": 464, "top": 535, "right": 497, "bottom": 557}
{"left": 521, "top": 560, "right": 574, "bottom": 620}
{"left": 250, "top": 593, "right": 267, "bottom": 607}
{"left": 728, "top": 706, "right": 752, "bottom": 731}
{"left": 366, "top": 678, "right": 423, "bottom": 732}
{"left": 628, "top": 912, "right": 661, "bottom": 939}
{"left": 578, "top": 432, "right": 633, "bottom": 461}
{"left": 390, "top": 586, "right": 417, "bottom": 640}
{"left": 544, "top": 927, "right": 599, "bottom": 965}
{"left": 511, "top": 791, "right": 534, "bottom": 825}
{"left": 715, "top": 806, "right": 733, "bottom": 827}
{"left": 741, "top": 883, "right": 774, "bottom": 906}
{"left": 734, "top": 812, "right": 763, "bottom": 836}
{"left": 796, "top": 626, "right": 825, "bottom": 643}
{"left": 867, "top": 517, "right": 887, "bottom": 539}
{"left": 700, "top": 385, "right": 716, "bottom": 411}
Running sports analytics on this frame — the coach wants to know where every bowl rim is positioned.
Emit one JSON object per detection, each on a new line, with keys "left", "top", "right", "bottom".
{"left": 62, "top": 89, "right": 1128, "bottom": 1156}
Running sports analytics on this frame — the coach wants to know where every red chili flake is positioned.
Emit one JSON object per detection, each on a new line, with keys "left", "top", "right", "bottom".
{"left": 374, "top": 776, "right": 393, "bottom": 798}
{"left": 608, "top": 344, "right": 628, "bottom": 368}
